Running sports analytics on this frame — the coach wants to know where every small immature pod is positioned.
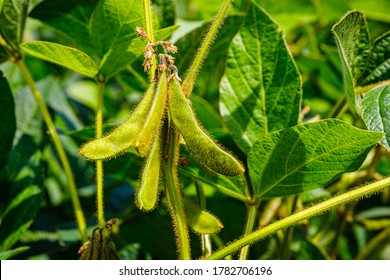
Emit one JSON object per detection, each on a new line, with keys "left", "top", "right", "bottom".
{"left": 79, "top": 82, "right": 156, "bottom": 160}
{"left": 168, "top": 79, "right": 245, "bottom": 176}
{"left": 136, "top": 132, "right": 162, "bottom": 211}
{"left": 184, "top": 198, "right": 223, "bottom": 234}
{"left": 135, "top": 71, "right": 168, "bottom": 157}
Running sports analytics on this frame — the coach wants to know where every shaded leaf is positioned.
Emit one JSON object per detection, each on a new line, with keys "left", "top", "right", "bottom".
{"left": 361, "top": 84, "right": 390, "bottom": 151}
{"left": 248, "top": 119, "right": 383, "bottom": 198}
{"left": 0, "top": 71, "right": 16, "bottom": 170}
{"left": 152, "top": 0, "right": 176, "bottom": 29}
{"left": 0, "top": 136, "right": 44, "bottom": 251}
{"left": 20, "top": 41, "right": 98, "bottom": 78}
{"left": 220, "top": 2, "right": 302, "bottom": 153}
{"left": 0, "top": 246, "right": 29, "bottom": 260}
{"left": 0, "top": 0, "right": 29, "bottom": 50}
{"left": 332, "top": 11, "right": 370, "bottom": 112}
{"left": 29, "top": 0, "right": 96, "bottom": 55}
{"left": 359, "top": 31, "right": 390, "bottom": 86}
{"left": 179, "top": 165, "right": 249, "bottom": 202}
{"left": 99, "top": 25, "right": 179, "bottom": 78}
{"left": 90, "top": 0, "right": 156, "bottom": 58}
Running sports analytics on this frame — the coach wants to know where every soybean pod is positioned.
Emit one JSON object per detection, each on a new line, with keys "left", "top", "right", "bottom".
{"left": 136, "top": 132, "right": 162, "bottom": 211}
{"left": 135, "top": 72, "right": 168, "bottom": 157}
{"left": 168, "top": 78, "right": 245, "bottom": 176}
{"left": 79, "top": 82, "right": 156, "bottom": 160}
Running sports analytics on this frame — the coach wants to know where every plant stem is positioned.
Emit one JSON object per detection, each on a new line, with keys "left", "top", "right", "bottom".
{"left": 205, "top": 176, "right": 390, "bottom": 260}
{"left": 143, "top": 0, "right": 156, "bottom": 79}
{"left": 164, "top": 125, "right": 191, "bottom": 260}
{"left": 196, "top": 181, "right": 213, "bottom": 257}
{"left": 96, "top": 81, "right": 105, "bottom": 227}
{"left": 239, "top": 202, "right": 258, "bottom": 260}
{"left": 280, "top": 196, "right": 299, "bottom": 259}
{"left": 16, "top": 59, "right": 87, "bottom": 242}
{"left": 182, "top": 0, "right": 233, "bottom": 97}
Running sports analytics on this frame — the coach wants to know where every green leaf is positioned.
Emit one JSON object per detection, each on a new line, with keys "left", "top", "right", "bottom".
{"left": 20, "top": 41, "right": 98, "bottom": 78}
{"left": 179, "top": 166, "right": 249, "bottom": 202}
{"left": 152, "top": 0, "right": 176, "bottom": 29}
{"left": 220, "top": 2, "right": 302, "bottom": 153}
{"left": 359, "top": 32, "right": 390, "bottom": 86}
{"left": 0, "top": 0, "right": 29, "bottom": 50}
{"left": 99, "top": 25, "right": 179, "bottom": 79}
{"left": 90, "top": 0, "right": 156, "bottom": 58}
{"left": 29, "top": 0, "right": 96, "bottom": 55}
{"left": 0, "top": 246, "right": 29, "bottom": 260}
{"left": 0, "top": 136, "right": 44, "bottom": 251}
{"left": 0, "top": 71, "right": 16, "bottom": 170}
{"left": 248, "top": 119, "right": 383, "bottom": 198}
{"left": 332, "top": 11, "right": 370, "bottom": 112}
{"left": 361, "top": 84, "right": 390, "bottom": 151}
{"left": 254, "top": 0, "right": 318, "bottom": 32}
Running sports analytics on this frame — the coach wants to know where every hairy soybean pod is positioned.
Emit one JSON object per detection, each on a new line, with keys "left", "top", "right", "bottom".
{"left": 135, "top": 71, "right": 168, "bottom": 157}
{"left": 136, "top": 132, "right": 162, "bottom": 211}
{"left": 79, "top": 82, "right": 156, "bottom": 160}
{"left": 168, "top": 79, "right": 245, "bottom": 176}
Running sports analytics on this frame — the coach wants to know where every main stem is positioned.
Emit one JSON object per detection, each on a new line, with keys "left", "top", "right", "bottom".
{"left": 16, "top": 59, "right": 87, "bottom": 241}
{"left": 164, "top": 125, "right": 191, "bottom": 260}
{"left": 96, "top": 81, "right": 105, "bottom": 227}
{"left": 205, "top": 176, "right": 390, "bottom": 260}
{"left": 239, "top": 202, "right": 258, "bottom": 260}
{"left": 143, "top": 0, "right": 156, "bottom": 79}
{"left": 182, "top": 0, "right": 233, "bottom": 97}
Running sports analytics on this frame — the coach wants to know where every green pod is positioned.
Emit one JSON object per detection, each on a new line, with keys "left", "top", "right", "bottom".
{"left": 168, "top": 79, "right": 245, "bottom": 176}
{"left": 136, "top": 132, "right": 162, "bottom": 211}
{"left": 135, "top": 72, "right": 168, "bottom": 157}
{"left": 184, "top": 198, "right": 223, "bottom": 234}
{"left": 79, "top": 82, "right": 156, "bottom": 160}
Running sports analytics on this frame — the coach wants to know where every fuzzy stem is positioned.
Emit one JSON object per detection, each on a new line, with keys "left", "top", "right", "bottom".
{"left": 164, "top": 125, "right": 191, "bottom": 260}
{"left": 96, "top": 81, "right": 105, "bottom": 227}
{"left": 143, "top": 0, "right": 156, "bottom": 79}
{"left": 16, "top": 59, "right": 87, "bottom": 242}
{"left": 205, "top": 176, "right": 390, "bottom": 260}
{"left": 196, "top": 181, "right": 213, "bottom": 257}
{"left": 239, "top": 202, "right": 258, "bottom": 260}
{"left": 182, "top": 0, "right": 233, "bottom": 97}
{"left": 280, "top": 195, "right": 298, "bottom": 259}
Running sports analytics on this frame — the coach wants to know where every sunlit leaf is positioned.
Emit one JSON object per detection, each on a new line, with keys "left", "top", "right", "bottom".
{"left": 220, "top": 2, "right": 302, "bottom": 153}
{"left": 248, "top": 119, "right": 383, "bottom": 197}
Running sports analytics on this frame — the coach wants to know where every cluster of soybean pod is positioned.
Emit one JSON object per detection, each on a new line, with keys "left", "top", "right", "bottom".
{"left": 79, "top": 27, "right": 245, "bottom": 214}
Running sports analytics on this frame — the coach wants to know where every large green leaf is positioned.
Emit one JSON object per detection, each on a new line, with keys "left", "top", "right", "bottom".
{"left": 248, "top": 119, "right": 383, "bottom": 198}
{"left": 361, "top": 84, "right": 390, "bottom": 151}
{"left": 99, "top": 25, "right": 179, "bottom": 79}
{"left": 29, "top": 0, "right": 96, "bottom": 55}
{"left": 359, "top": 31, "right": 390, "bottom": 86}
{"left": 0, "top": 71, "right": 16, "bottom": 170}
{"left": 90, "top": 0, "right": 156, "bottom": 58}
{"left": 0, "top": 0, "right": 29, "bottom": 50}
{"left": 332, "top": 11, "right": 370, "bottom": 112}
{"left": 220, "top": 3, "right": 302, "bottom": 154}
{"left": 20, "top": 41, "right": 98, "bottom": 78}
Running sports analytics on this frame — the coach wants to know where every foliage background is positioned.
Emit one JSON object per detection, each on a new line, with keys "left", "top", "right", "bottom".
{"left": 0, "top": 0, "right": 389, "bottom": 260}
